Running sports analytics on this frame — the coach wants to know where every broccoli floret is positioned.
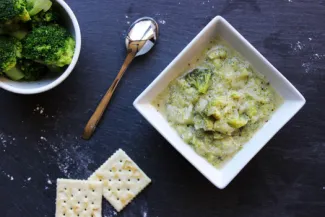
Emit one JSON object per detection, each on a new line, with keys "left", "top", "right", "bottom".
{"left": 30, "top": 8, "right": 58, "bottom": 28}
{"left": 18, "top": 59, "right": 46, "bottom": 80}
{"left": 185, "top": 68, "right": 212, "bottom": 94}
{"left": 0, "top": 0, "right": 30, "bottom": 24}
{"left": 22, "top": 25, "right": 75, "bottom": 67}
{"left": 0, "top": 35, "right": 25, "bottom": 80}
{"left": 0, "top": 0, "right": 52, "bottom": 24}
{"left": 26, "top": 0, "right": 52, "bottom": 16}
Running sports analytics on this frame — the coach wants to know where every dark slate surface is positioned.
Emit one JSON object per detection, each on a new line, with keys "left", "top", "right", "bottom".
{"left": 1, "top": 0, "right": 325, "bottom": 216}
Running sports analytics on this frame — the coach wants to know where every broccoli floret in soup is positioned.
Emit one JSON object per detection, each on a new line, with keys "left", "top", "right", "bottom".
{"left": 185, "top": 68, "right": 212, "bottom": 94}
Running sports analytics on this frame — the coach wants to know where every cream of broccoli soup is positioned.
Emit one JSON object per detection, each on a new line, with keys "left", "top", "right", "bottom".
{"left": 152, "top": 38, "right": 283, "bottom": 167}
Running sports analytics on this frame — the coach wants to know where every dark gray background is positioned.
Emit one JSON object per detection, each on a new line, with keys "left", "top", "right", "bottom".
{"left": 1, "top": 0, "right": 325, "bottom": 216}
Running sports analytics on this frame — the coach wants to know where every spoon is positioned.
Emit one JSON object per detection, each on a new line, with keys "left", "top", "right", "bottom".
{"left": 82, "top": 17, "right": 159, "bottom": 140}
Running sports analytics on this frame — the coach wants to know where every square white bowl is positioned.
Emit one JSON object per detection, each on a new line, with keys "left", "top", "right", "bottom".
{"left": 133, "top": 16, "right": 306, "bottom": 189}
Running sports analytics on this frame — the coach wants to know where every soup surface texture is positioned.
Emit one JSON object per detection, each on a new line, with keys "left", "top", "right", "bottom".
{"left": 153, "top": 39, "right": 283, "bottom": 167}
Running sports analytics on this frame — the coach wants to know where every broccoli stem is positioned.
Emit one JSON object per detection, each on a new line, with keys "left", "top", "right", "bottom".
{"left": 0, "top": 23, "right": 28, "bottom": 39}
{"left": 47, "top": 65, "right": 63, "bottom": 73}
{"left": 4, "top": 66, "right": 25, "bottom": 81}
{"left": 27, "top": 0, "right": 52, "bottom": 16}
{"left": 9, "top": 29, "right": 28, "bottom": 40}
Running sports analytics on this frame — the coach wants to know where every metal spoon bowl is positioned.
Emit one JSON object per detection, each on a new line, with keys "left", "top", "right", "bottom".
{"left": 83, "top": 17, "right": 159, "bottom": 140}
{"left": 126, "top": 17, "right": 158, "bottom": 56}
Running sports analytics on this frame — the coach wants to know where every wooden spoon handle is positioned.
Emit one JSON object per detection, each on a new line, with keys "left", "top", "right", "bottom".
{"left": 82, "top": 50, "right": 136, "bottom": 140}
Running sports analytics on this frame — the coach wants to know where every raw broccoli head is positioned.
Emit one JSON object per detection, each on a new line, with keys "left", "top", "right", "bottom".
{"left": 31, "top": 8, "right": 58, "bottom": 28}
{"left": 0, "top": 35, "right": 25, "bottom": 80}
{"left": 0, "top": 0, "right": 30, "bottom": 24}
{"left": 185, "top": 68, "right": 212, "bottom": 94}
{"left": 18, "top": 59, "right": 47, "bottom": 80}
{"left": 0, "top": 35, "right": 21, "bottom": 73}
{"left": 0, "top": 0, "right": 52, "bottom": 24}
{"left": 22, "top": 25, "right": 75, "bottom": 67}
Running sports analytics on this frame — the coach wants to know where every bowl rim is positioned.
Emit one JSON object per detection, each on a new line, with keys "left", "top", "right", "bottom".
{"left": 133, "top": 16, "right": 306, "bottom": 189}
{"left": 0, "top": 0, "right": 81, "bottom": 95}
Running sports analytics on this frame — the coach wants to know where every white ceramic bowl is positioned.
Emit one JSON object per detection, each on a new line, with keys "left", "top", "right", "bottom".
{"left": 0, "top": 0, "right": 81, "bottom": 94}
{"left": 134, "top": 16, "right": 306, "bottom": 189}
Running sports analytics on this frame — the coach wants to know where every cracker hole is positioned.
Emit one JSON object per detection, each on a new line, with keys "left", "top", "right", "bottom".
{"left": 85, "top": 195, "right": 88, "bottom": 199}
{"left": 120, "top": 160, "right": 122, "bottom": 163}
{"left": 78, "top": 189, "right": 81, "bottom": 192}
{"left": 64, "top": 188, "right": 67, "bottom": 190}
{"left": 92, "top": 189, "right": 95, "bottom": 192}
{"left": 117, "top": 188, "right": 120, "bottom": 191}
{"left": 63, "top": 213, "right": 65, "bottom": 216}
{"left": 84, "top": 208, "right": 87, "bottom": 211}
{"left": 118, "top": 179, "right": 121, "bottom": 182}
{"left": 137, "top": 178, "right": 140, "bottom": 181}
{"left": 109, "top": 170, "right": 112, "bottom": 172}
{"left": 108, "top": 188, "right": 111, "bottom": 191}
{"left": 92, "top": 202, "right": 94, "bottom": 205}
{"left": 129, "top": 170, "right": 131, "bottom": 172}
{"left": 127, "top": 188, "right": 130, "bottom": 191}
{"left": 128, "top": 179, "right": 130, "bottom": 182}
{"left": 71, "top": 194, "right": 74, "bottom": 197}
{"left": 78, "top": 201, "right": 80, "bottom": 204}
{"left": 109, "top": 179, "right": 111, "bottom": 182}
{"left": 99, "top": 179, "right": 102, "bottom": 181}
{"left": 117, "top": 197, "right": 120, "bottom": 200}
{"left": 63, "top": 201, "right": 66, "bottom": 203}
{"left": 70, "top": 207, "right": 72, "bottom": 210}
